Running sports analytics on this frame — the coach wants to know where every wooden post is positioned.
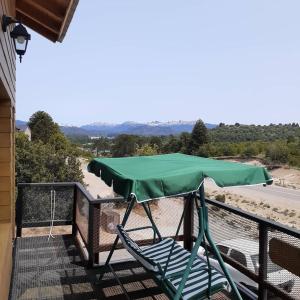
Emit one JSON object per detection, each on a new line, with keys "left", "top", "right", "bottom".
{"left": 15, "top": 185, "right": 23, "bottom": 237}
{"left": 258, "top": 224, "right": 268, "bottom": 300}
{"left": 72, "top": 185, "right": 78, "bottom": 238}
{"left": 183, "top": 195, "right": 194, "bottom": 251}
{"left": 87, "top": 202, "right": 100, "bottom": 267}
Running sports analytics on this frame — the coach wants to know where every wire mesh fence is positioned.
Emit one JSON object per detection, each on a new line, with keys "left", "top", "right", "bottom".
{"left": 196, "top": 201, "right": 259, "bottom": 244}
{"left": 16, "top": 183, "right": 300, "bottom": 300}
{"left": 76, "top": 188, "right": 90, "bottom": 244}
{"left": 19, "top": 184, "right": 74, "bottom": 225}
{"left": 193, "top": 199, "right": 300, "bottom": 300}
{"left": 98, "top": 197, "right": 185, "bottom": 264}
{"left": 266, "top": 229, "right": 300, "bottom": 299}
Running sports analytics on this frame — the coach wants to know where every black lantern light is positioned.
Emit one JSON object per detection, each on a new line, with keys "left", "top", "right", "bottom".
{"left": 2, "top": 15, "right": 31, "bottom": 63}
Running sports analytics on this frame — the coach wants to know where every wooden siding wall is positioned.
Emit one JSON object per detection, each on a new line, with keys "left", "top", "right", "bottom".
{"left": 0, "top": 1, "right": 16, "bottom": 299}
{"left": 0, "top": 0, "right": 15, "bottom": 104}
{"left": 0, "top": 99, "right": 14, "bottom": 222}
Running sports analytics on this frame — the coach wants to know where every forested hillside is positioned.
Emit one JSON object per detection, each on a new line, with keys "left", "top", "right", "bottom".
{"left": 209, "top": 123, "right": 300, "bottom": 142}
{"left": 87, "top": 122, "right": 300, "bottom": 168}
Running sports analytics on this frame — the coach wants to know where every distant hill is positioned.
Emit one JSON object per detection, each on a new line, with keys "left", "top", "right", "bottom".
{"left": 79, "top": 121, "right": 216, "bottom": 136}
{"left": 60, "top": 126, "right": 90, "bottom": 136}
{"left": 16, "top": 120, "right": 217, "bottom": 137}
{"left": 16, "top": 120, "right": 28, "bottom": 129}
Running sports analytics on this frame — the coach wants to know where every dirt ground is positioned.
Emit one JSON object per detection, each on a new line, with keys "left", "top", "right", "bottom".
{"left": 205, "top": 183, "right": 300, "bottom": 229}
{"left": 270, "top": 167, "right": 300, "bottom": 189}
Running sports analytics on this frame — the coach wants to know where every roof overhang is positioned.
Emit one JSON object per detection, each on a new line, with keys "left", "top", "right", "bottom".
{"left": 16, "top": 0, "right": 79, "bottom": 42}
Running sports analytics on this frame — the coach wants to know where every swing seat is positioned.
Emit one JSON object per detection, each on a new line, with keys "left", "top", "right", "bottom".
{"left": 117, "top": 225, "right": 229, "bottom": 300}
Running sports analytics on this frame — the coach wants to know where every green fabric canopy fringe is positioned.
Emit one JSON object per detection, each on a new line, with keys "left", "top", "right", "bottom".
{"left": 88, "top": 153, "right": 273, "bottom": 202}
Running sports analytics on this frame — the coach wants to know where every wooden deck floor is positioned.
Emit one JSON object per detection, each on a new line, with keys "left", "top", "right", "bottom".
{"left": 9, "top": 235, "right": 230, "bottom": 300}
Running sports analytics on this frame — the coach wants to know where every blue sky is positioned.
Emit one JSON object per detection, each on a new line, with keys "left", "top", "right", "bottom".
{"left": 17, "top": 1, "right": 300, "bottom": 126}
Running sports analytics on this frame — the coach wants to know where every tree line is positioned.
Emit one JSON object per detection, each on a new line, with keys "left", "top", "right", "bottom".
{"left": 16, "top": 112, "right": 300, "bottom": 187}
{"left": 90, "top": 121, "right": 300, "bottom": 167}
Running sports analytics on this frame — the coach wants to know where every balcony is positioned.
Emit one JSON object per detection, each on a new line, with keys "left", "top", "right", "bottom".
{"left": 9, "top": 182, "right": 300, "bottom": 300}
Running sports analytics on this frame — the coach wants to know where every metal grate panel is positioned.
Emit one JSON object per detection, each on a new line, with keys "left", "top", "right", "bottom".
{"left": 266, "top": 229, "right": 300, "bottom": 298}
{"left": 20, "top": 185, "right": 74, "bottom": 224}
{"left": 10, "top": 235, "right": 230, "bottom": 300}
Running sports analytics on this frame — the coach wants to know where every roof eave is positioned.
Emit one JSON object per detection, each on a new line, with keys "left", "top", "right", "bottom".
{"left": 57, "top": 0, "right": 79, "bottom": 43}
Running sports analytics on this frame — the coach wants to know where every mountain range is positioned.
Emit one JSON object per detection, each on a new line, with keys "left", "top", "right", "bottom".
{"left": 16, "top": 120, "right": 217, "bottom": 137}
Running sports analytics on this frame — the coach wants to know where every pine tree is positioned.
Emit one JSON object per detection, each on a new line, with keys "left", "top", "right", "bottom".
{"left": 28, "top": 111, "right": 59, "bottom": 143}
{"left": 188, "top": 119, "right": 208, "bottom": 154}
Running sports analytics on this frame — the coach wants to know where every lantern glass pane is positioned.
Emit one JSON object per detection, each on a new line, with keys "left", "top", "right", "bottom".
{"left": 17, "top": 36, "right": 26, "bottom": 44}
{"left": 16, "top": 38, "right": 26, "bottom": 52}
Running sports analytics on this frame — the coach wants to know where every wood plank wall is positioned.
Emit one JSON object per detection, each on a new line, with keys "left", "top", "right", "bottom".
{"left": 0, "top": 0, "right": 16, "bottom": 104}
{"left": 0, "top": 100, "right": 14, "bottom": 221}
{"left": 0, "top": 1, "right": 16, "bottom": 299}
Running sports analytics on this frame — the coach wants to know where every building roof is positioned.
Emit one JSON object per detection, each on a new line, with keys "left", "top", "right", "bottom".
{"left": 16, "top": 0, "right": 79, "bottom": 42}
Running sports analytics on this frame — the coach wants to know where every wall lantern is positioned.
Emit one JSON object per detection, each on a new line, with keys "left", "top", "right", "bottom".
{"left": 2, "top": 15, "right": 31, "bottom": 63}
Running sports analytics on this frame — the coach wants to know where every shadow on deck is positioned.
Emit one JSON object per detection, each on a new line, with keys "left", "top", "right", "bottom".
{"left": 9, "top": 235, "right": 230, "bottom": 300}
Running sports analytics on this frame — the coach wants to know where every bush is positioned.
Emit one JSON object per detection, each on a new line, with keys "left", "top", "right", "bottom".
{"left": 215, "top": 194, "right": 226, "bottom": 203}
{"left": 266, "top": 142, "right": 289, "bottom": 164}
{"left": 136, "top": 144, "right": 159, "bottom": 156}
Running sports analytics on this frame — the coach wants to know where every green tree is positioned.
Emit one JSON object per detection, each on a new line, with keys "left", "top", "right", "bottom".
{"left": 179, "top": 132, "right": 191, "bottom": 153}
{"left": 149, "top": 136, "right": 163, "bottom": 149}
{"left": 16, "top": 111, "right": 84, "bottom": 184}
{"left": 188, "top": 119, "right": 208, "bottom": 154}
{"left": 93, "top": 137, "right": 111, "bottom": 156}
{"left": 48, "top": 132, "right": 70, "bottom": 152}
{"left": 241, "top": 143, "right": 258, "bottom": 158}
{"left": 266, "top": 142, "right": 289, "bottom": 164}
{"left": 162, "top": 135, "right": 182, "bottom": 153}
{"left": 112, "top": 134, "right": 137, "bottom": 157}
{"left": 28, "top": 111, "right": 60, "bottom": 143}
{"left": 16, "top": 132, "right": 84, "bottom": 184}
{"left": 136, "top": 143, "right": 158, "bottom": 156}
{"left": 218, "top": 142, "right": 237, "bottom": 156}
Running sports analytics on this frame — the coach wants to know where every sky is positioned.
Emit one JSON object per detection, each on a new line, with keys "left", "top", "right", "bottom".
{"left": 16, "top": 0, "right": 300, "bottom": 126}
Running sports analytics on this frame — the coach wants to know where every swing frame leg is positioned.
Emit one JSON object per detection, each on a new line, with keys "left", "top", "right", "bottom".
{"left": 173, "top": 193, "right": 205, "bottom": 300}
{"left": 141, "top": 202, "right": 163, "bottom": 241}
{"left": 199, "top": 184, "right": 243, "bottom": 300}
{"left": 174, "top": 185, "right": 243, "bottom": 300}
{"left": 98, "top": 197, "right": 135, "bottom": 283}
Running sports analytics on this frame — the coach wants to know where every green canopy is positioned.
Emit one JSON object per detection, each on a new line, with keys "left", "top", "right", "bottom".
{"left": 88, "top": 153, "right": 272, "bottom": 202}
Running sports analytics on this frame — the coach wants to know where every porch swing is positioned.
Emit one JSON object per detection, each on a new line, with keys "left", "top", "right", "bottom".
{"left": 88, "top": 153, "right": 273, "bottom": 300}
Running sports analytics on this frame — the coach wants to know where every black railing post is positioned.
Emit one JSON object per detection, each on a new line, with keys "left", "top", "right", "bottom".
{"left": 87, "top": 203, "right": 95, "bottom": 268}
{"left": 183, "top": 194, "right": 194, "bottom": 251}
{"left": 258, "top": 224, "right": 268, "bottom": 300}
{"left": 94, "top": 203, "right": 100, "bottom": 265}
{"left": 87, "top": 202, "right": 100, "bottom": 267}
{"left": 72, "top": 184, "right": 78, "bottom": 238}
{"left": 16, "top": 185, "right": 23, "bottom": 237}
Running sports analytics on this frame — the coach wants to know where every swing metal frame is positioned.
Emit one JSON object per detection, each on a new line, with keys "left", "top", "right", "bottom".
{"left": 99, "top": 183, "right": 243, "bottom": 300}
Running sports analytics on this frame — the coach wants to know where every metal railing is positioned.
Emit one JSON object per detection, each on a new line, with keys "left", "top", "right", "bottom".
{"left": 16, "top": 182, "right": 126, "bottom": 268}
{"left": 201, "top": 198, "right": 300, "bottom": 300}
{"left": 16, "top": 183, "right": 300, "bottom": 300}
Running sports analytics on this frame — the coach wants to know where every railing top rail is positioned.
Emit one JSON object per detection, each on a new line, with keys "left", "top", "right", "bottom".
{"left": 74, "top": 183, "right": 126, "bottom": 204}
{"left": 17, "top": 182, "right": 126, "bottom": 204}
{"left": 18, "top": 182, "right": 76, "bottom": 187}
{"left": 205, "top": 198, "right": 300, "bottom": 239}
{"left": 90, "top": 196, "right": 126, "bottom": 204}
{"left": 74, "top": 182, "right": 95, "bottom": 202}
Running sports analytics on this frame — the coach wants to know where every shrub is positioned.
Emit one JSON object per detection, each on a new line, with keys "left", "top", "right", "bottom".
{"left": 215, "top": 194, "right": 226, "bottom": 203}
